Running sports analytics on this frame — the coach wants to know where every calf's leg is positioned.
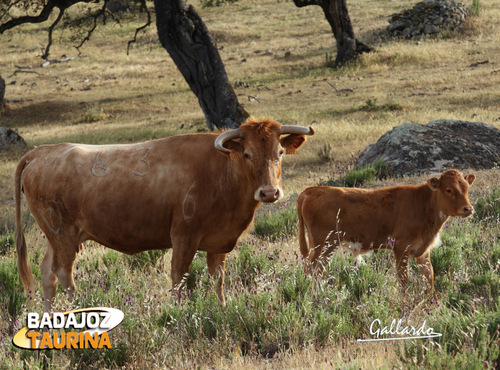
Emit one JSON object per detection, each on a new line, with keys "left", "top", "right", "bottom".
{"left": 416, "top": 253, "right": 437, "bottom": 300}
{"left": 394, "top": 249, "right": 410, "bottom": 295}
{"left": 307, "top": 229, "right": 338, "bottom": 275}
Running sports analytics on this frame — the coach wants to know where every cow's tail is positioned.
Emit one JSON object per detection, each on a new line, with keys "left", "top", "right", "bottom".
{"left": 297, "top": 192, "right": 309, "bottom": 259}
{"left": 15, "top": 154, "right": 35, "bottom": 301}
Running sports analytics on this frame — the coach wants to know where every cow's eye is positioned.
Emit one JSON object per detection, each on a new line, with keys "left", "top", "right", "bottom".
{"left": 446, "top": 189, "right": 453, "bottom": 194}
{"left": 279, "top": 150, "right": 284, "bottom": 157}
{"left": 244, "top": 153, "right": 251, "bottom": 160}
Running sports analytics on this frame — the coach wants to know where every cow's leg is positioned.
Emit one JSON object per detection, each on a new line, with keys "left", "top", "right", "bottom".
{"left": 207, "top": 252, "right": 227, "bottom": 306}
{"left": 416, "top": 253, "right": 437, "bottom": 300}
{"left": 53, "top": 244, "right": 77, "bottom": 304}
{"left": 40, "top": 245, "right": 57, "bottom": 312}
{"left": 170, "top": 242, "right": 198, "bottom": 301}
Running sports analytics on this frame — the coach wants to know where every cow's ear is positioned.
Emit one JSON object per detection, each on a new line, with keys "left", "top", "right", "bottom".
{"left": 427, "top": 177, "right": 440, "bottom": 191}
{"left": 281, "top": 134, "right": 306, "bottom": 155}
{"left": 464, "top": 174, "right": 475, "bottom": 186}
{"left": 223, "top": 138, "right": 244, "bottom": 156}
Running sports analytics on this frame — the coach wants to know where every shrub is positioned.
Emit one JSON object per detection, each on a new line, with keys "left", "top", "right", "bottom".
{"left": 326, "top": 160, "right": 389, "bottom": 187}
{"left": 474, "top": 188, "right": 500, "bottom": 222}
{"left": 254, "top": 204, "right": 298, "bottom": 240}
{"left": 0, "top": 233, "right": 14, "bottom": 255}
{"left": 469, "top": 0, "right": 481, "bottom": 17}
{"left": 125, "top": 249, "right": 167, "bottom": 270}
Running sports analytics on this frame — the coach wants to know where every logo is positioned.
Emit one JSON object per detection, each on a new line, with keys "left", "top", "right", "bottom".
{"left": 12, "top": 307, "right": 124, "bottom": 350}
{"left": 357, "top": 318, "right": 442, "bottom": 342}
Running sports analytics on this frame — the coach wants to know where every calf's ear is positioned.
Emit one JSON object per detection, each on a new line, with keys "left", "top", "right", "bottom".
{"left": 280, "top": 134, "right": 306, "bottom": 155}
{"left": 427, "top": 177, "right": 440, "bottom": 191}
{"left": 464, "top": 174, "right": 475, "bottom": 185}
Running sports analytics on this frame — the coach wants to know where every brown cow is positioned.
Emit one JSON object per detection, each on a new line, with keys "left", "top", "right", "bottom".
{"left": 297, "top": 169, "right": 475, "bottom": 297}
{"left": 15, "top": 118, "right": 314, "bottom": 311}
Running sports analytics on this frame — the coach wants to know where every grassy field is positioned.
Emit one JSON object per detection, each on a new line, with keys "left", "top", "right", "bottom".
{"left": 1, "top": 0, "right": 500, "bottom": 368}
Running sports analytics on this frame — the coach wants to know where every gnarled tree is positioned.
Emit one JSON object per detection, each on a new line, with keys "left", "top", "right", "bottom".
{"left": 154, "top": 0, "right": 247, "bottom": 130}
{"left": 294, "top": 0, "right": 373, "bottom": 65}
{"left": 0, "top": 0, "right": 247, "bottom": 130}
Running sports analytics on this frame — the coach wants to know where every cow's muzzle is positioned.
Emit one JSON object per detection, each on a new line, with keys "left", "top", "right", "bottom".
{"left": 461, "top": 206, "right": 474, "bottom": 217}
{"left": 255, "top": 186, "right": 283, "bottom": 203}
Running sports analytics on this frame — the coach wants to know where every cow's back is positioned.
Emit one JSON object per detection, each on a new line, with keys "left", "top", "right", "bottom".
{"left": 20, "top": 135, "right": 234, "bottom": 254}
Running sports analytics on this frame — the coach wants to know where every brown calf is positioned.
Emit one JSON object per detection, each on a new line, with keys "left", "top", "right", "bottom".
{"left": 297, "top": 169, "right": 475, "bottom": 296}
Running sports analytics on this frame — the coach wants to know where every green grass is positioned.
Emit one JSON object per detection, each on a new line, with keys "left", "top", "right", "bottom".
{"left": 474, "top": 187, "right": 500, "bottom": 222}
{"left": 1, "top": 195, "right": 499, "bottom": 367}
{"left": 254, "top": 203, "right": 298, "bottom": 241}
{"left": 326, "top": 160, "right": 389, "bottom": 187}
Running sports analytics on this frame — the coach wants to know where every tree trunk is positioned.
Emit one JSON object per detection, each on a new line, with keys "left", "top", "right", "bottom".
{"left": 153, "top": 0, "right": 248, "bottom": 130}
{"left": 0, "top": 74, "right": 5, "bottom": 110}
{"left": 294, "top": 0, "right": 373, "bottom": 65}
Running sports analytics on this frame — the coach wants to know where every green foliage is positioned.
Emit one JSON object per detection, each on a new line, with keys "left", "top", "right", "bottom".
{"left": 325, "top": 52, "right": 335, "bottom": 68}
{"left": 68, "top": 342, "right": 128, "bottom": 368}
{"left": 102, "top": 249, "right": 119, "bottom": 268}
{"left": 470, "top": 0, "right": 481, "bottom": 16}
{"left": 125, "top": 249, "right": 167, "bottom": 270}
{"left": 232, "top": 243, "right": 272, "bottom": 287}
{"left": 254, "top": 204, "right": 298, "bottom": 241}
{"left": 327, "top": 160, "right": 389, "bottom": 187}
{"left": 186, "top": 251, "right": 207, "bottom": 291}
{"left": 360, "top": 98, "right": 404, "bottom": 112}
{"left": 474, "top": 188, "right": 500, "bottom": 222}
{"left": 280, "top": 268, "right": 312, "bottom": 303}
{"left": 0, "top": 233, "right": 14, "bottom": 255}
{"left": 2, "top": 190, "right": 500, "bottom": 367}
{"left": 0, "top": 259, "right": 26, "bottom": 320}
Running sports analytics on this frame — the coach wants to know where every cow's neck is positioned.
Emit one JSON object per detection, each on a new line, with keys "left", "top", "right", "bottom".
{"left": 422, "top": 184, "right": 449, "bottom": 236}
{"left": 222, "top": 157, "right": 261, "bottom": 221}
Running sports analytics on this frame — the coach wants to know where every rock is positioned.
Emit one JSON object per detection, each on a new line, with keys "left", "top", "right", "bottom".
{"left": 0, "top": 127, "right": 27, "bottom": 149}
{"left": 356, "top": 120, "right": 500, "bottom": 177}
{"left": 386, "top": 0, "right": 470, "bottom": 40}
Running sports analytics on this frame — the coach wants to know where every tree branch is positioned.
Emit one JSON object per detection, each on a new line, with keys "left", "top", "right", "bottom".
{"left": 293, "top": 0, "right": 322, "bottom": 8}
{"left": 0, "top": 0, "right": 23, "bottom": 23}
{"left": 0, "top": 1, "right": 58, "bottom": 34}
{"left": 75, "top": 0, "right": 108, "bottom": 55}
{"left": 41, "top": 7, "right": 65, "bottom": 60}
{"left": 127, "top": 0, "right": 152, "bottom": 55}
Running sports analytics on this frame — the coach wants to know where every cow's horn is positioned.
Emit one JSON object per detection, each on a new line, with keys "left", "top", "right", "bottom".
{"left": 214, "top": 129, "right": 242, "bottom": 153}
{"left": 280, "top": 125, "right": 315, "bottom": 136}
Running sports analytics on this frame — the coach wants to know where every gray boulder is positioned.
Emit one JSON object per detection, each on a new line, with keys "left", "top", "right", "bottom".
{"left": 387, "top": 0, "right": 469, "bottom": 40}
{"left": 356, "top": 120, "right": 500, "bottom": 177}
{"left": 0, "top": 127, "right": 26, "bottom": 149}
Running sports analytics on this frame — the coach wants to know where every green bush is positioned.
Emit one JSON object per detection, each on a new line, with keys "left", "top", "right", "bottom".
{"left": 0, "top": 233, "right": 14, "bottom": 255}
{"left": 125, "top": 249, "right": 167, "bottom": 270}
{"left": 254, "top": 204, "right": 298, "bottom": 241}
{"left": 326, "top": 160, "right": 389, "bottom": 187}
{"left": 474, "top": 188, "right": 500, "bottom": 222}
{"left": 470, "top": 0, "right": 481, "bottom": 16}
